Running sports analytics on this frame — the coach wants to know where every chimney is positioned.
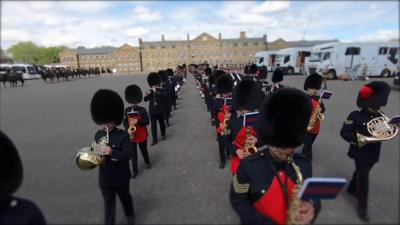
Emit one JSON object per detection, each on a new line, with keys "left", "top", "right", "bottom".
{"left": 218, "top": 33, "right": 221, "bottom": 40}
{"left": 263, "top": 34, "right": 267, "bottom": 41}
{"left": 240, "top": 31, "right": 246, "bottom": 39}
{"left": 187, "top": 34, "right": 190, "bottom": 41}
{"left": 138, "top": 38, "right": 143, "bottom": 45}
{"left": 161, "top": 35, "right": 165, "bottom": 42}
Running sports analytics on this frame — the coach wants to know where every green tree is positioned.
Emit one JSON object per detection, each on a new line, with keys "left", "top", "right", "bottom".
{"left": 6, "top": 42, "right": 66, "bottom": 64}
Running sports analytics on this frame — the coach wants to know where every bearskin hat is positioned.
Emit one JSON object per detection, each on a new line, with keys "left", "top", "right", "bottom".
{"left": 125, "top": 84, "right": 142, "bottom": 104}
{"left": 257, "top": 88, "right": 312, "bottom": 148}
{"left": 166, "top": 68, "right": 174, "bottom": 77}
{"left": 272, "top": 69, "right": 284, "bottom": 83}
{"left": 233, "top": 79, "right": 263, "bottom": 110}
{"left": 147, "top": 72, "right": 161, "bottom": 86}
{"left": 204, "top": 67, "right": 212, "bottom": 76}
{"left": 158, "top": 70, "right": 169, "bottom": 82}
{"left": 216, "top": 74, "right": 233, "bottom": 94}
{"left": 357, "top": 81, "right": 390, "bottom": 109}
{"left": 0, "top": 130, "right": 23, "bottom": 199}
{"left": 304, "top": 73, "right": 323, "bottom": 90}
{"left": 249, "top": 64, "right": 258, "bottom": 74}
{"left": 90, "top": 89, "right": 124, "bottom": 125}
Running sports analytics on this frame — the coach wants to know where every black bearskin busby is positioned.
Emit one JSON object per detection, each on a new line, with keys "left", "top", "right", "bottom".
{"left": 158, "top": 70, "right": 169, "bottom": 82}
{"left": 166, "top": 68, "right": 174, "bottom": 77}
{"left": 357, "top": 81, "right": 390, "bottom": 110}
{"left": 204, "top": 67, "right": 212, "bottom": 76}
{"left": 257, "top": 88, "right": 312, "bottom": 148}
{"left": 249, "top": 64, "right": 258, "bottom": 74}
{"left": 233, "top": 79, "right": 263, "bottom": 110}
{"left": 125, "top": 84, "right": 143, "bottom": 104}
{"left": 272, "top": 69, "right": 284, "bottom": 83}
{"left": 0, "top": 131, "right": 23, "bottom": 199}
{"left": 147, "top": 72, "right": 161, "bottom": 87}
{"left": 216, "top": 74, "right": 233, "bottom": 94}
{"left": 304, "top": 73, "right": 323, "bottom": 90}
{"left": 90, "top": 89, "right": 124, "bottom": 125}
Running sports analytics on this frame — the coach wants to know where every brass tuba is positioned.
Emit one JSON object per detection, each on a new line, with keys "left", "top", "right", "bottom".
{"left": 76, "top": 129, "right": 109, "bottom": 170}
{"left": 243, "top": 126, "right": 257, "bottom": 155}
{"left": 286, "top": 155, "right": 304, "bottom": 225}
{"left": 356, "top": 111, "right": 398, "bottom": 148}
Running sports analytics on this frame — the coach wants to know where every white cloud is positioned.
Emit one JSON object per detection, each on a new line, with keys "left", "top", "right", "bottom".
{"left": 133, "top": 6, "right": 161, "bottom": 22}
{"left": 1, "top": 1, "right": 398, "bottom": 50}
{"left": 61, "top": 2, "right": 112, "bottom": 13}
{"left": 356, "top": 29, "right": 399, "bottom": 42}
{"left": 126, "top": 27, "right": 149, "bottom": 38}
{"left": 251, "top": 1, "right": 290, "bottom": 14}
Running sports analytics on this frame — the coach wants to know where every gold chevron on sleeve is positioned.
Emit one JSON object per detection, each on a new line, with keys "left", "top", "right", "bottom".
{"left": 233, "top": 175, "right": 250, "bottom": 193}
{"left": 344, "top": 119, "right": 353, "bottom": 124}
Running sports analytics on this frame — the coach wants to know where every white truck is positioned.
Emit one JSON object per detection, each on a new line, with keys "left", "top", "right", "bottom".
{"left": 306, "top": 42, "right": 399, "bottom": 79}
{"left": 255, "top": 51, "right": 278, "bottom": 71}
{"left": 274, "top": 47, "right": 311, "bottom": 75}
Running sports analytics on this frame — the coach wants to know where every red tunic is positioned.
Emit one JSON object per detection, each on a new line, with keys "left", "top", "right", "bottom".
{"left": 231, "top": 126, "right": 257, "bottom": 174}
{"left": 254, "top": 171, "right": 296, "bottom": 224}
{"left": 127, "top": 116, "right": 148, "bottom": 143}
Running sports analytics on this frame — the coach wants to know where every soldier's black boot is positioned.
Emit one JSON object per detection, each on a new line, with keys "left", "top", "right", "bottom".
{"left": 358, "top": 208, "right": 370, "bottom": 222}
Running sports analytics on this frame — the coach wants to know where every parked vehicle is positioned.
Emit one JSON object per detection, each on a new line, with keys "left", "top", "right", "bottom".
{"left": 255, "top": 51, "right": 278, "bottom": 71}
{"left": 10, "top": 64, "right": 41, "bottom": 80}
{"left": 274, "top": 47, "right": 311, "bottom": 75}
{"left": 394, "top": 69, "right": 400, "bottom": 86}
{"left": 306, "top": 42, "right": 399, "bottom": 79}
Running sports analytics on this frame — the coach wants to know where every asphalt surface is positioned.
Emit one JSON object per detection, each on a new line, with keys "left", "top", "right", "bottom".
{"left": 0, "top": 73, "right": 399, "bottom": 224}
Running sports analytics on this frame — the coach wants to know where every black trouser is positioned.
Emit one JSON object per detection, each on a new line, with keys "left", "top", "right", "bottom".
{"left": 131, "top": 140, "right": 150, "bottom": 173}
{"left": 348, "top": 160, "right": 375, "bottom": 210}
{"left": 217, "top": 134, "right": 227, "bottom": 164}
{"left": 171, "top": 94, "right": 176, "bottom": 109}
{"left": 302, "top": 132, "right": 317, "bottom": 161}
{"left": 100, "top": 181, "right": 134, "bottom": 225}
{"left": 150, "top": 113, "right": 165, "bottom": 141}
{"left": 165, "top": 103, "right": 171, "bottom": 125}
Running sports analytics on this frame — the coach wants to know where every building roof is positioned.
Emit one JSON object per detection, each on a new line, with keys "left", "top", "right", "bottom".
{"left": 286, "top": 39, "right": 339, "bottom": 47}
{"left": 74, "top": 46, "right": 117, "bottom": 55}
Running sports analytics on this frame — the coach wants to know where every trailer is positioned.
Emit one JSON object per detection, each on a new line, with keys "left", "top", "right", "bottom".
{"left": 274, "top": 47, "right": 311, "bottom": 75}
{"left": 306, "top": 42, "right": 399, "bottom": 79}
{"left": 255, "top": 51, "right": 278, "bottom": 71}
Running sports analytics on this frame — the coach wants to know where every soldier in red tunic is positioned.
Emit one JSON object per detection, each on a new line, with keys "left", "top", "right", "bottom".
{"left": 227, "top": 78, "right": 263, "bottom": 175}
{"left": 302, "top": 73, "right": 325, "bottom": 161}
{"left": 230, "top": 88, "right": 321, "bottom": 224}
{"left": 124, "top": 85, "right": 151, "bottom": 179}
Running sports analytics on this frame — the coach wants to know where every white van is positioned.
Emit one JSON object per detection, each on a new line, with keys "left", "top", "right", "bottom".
{"left": 10, "top": 64, "right": 41, "bottom": 80}
{"left": 275, "top": 47, "right": 311, "bottom": 75}
{"left": 307, "top": 42, "right": 399, "bottom": 79}
{"left": 255, "top": 51, "right": 278, "bottom": 71}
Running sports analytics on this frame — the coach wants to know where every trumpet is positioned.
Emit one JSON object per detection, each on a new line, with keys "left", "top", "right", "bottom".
{"left": 356, "top": 111, "right": 398, "bottom": 148}
{"left": 76, "top": 129, "right": 109, "bottom": 170}
{"left": 243, "top": 126, "right": 257, "bottom": 155}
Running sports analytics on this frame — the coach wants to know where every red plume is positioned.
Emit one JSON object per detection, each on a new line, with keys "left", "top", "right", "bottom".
{"left": 360, "top": 85, "right": 374, "bottom": 99}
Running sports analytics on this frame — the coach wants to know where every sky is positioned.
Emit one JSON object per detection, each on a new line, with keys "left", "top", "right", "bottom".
{"left": 1, "top": 1, "right": 399, "bottom": 50}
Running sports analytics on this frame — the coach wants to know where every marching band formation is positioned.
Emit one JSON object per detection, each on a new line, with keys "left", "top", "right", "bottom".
{"left": 0, "top": 63, "right": 398, "bottom": 225}
{"left": 192, "top": 64, "right": 397, "bottom": 224}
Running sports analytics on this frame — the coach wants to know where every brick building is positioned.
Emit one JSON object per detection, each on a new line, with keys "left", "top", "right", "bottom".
{"left": 59, "top": 31, "right": 335, "bottom": 74}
